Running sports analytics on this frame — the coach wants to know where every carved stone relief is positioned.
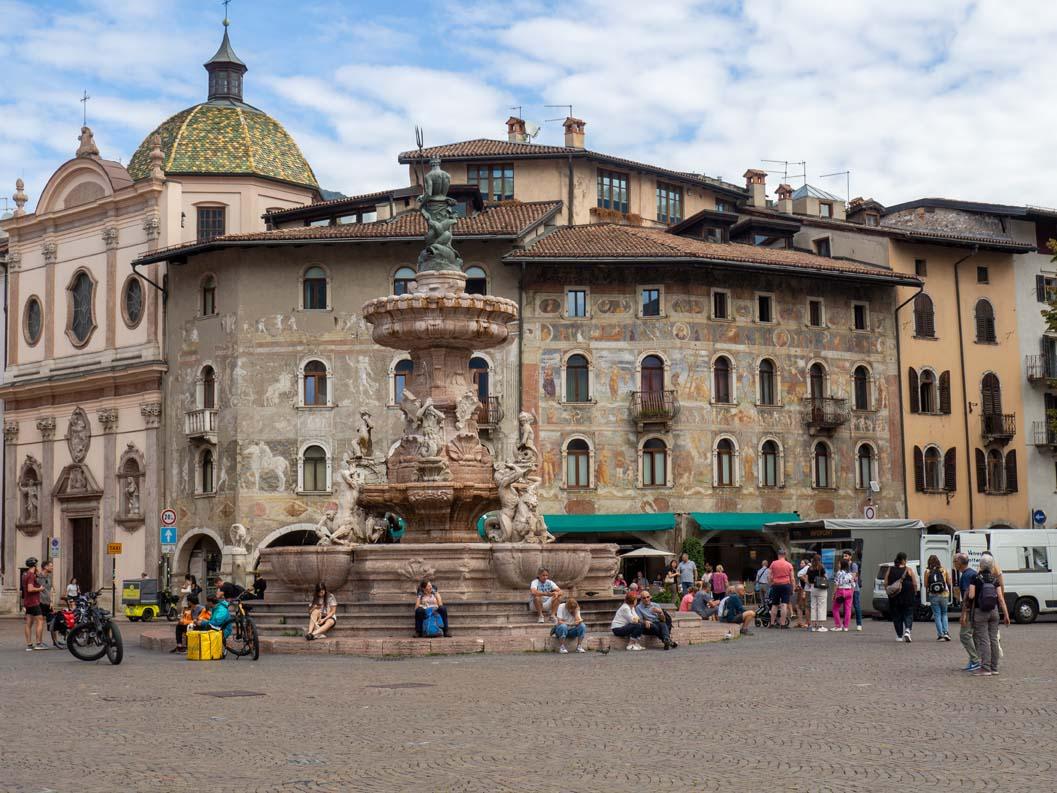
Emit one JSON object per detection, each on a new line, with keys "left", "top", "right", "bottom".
{"left": 66, "top": 407, "right": 90, "bottom": 463}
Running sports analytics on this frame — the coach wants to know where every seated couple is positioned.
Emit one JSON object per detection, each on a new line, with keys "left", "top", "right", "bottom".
{"left": 610, "top": 591, "right": 679, "bottom": 650}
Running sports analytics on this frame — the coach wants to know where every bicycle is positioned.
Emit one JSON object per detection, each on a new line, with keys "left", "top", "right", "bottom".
{"left": 67, "top": 589, "right": 123, "bottom": 665}
{"left": 224, "top": 590, "right": 260, "bottom": 661}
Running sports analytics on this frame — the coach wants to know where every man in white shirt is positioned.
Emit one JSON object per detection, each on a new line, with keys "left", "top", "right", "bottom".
{"left": 529, "top": 568, "right": 562, "bottom": 623}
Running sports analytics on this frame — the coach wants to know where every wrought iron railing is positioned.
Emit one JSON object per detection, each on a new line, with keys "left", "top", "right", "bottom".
{"left": 803, "top": 397, "right": 849, "bottom": 429}
{"left": 981, "top": 412, "right": 1015, "bottom": 440}
{"left": 1032, "top": 419, "right": 1057, "bottom": 447}
{"left": 1025, "top": 354, "right": 1057, "bottom": 382}
{"left": 478, "top": 396, "right": 502, "bottom": 429}
{"left": 629, "top": 389, "right": 680, "bottom": 427}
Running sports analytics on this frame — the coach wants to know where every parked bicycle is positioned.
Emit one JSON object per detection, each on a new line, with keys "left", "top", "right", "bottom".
{"left": 67, "top": 589, "right": 123, "bottom": 665}
{"left": 224, "top": 590, "right": 260, "bottom": 661}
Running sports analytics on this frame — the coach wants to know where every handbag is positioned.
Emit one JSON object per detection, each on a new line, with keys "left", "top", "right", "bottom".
{"left": 885, "top": 569, "right": 906, "bottom": 598}
{"left": 814, "top": 573, "right": 829, "bottom": 590}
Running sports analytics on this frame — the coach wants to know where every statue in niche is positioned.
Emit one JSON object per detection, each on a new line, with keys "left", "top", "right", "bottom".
{"left": 19, "top": 475, "right": 40, "bottom": 524}
{"left": 416, "top": 156, "right": 462, "bottom": 272}
{"left": 354, "top": 410, "right": 374, "bottom": 459}
{"left": 125, "top": 476, "right": 140, "bottom": 515}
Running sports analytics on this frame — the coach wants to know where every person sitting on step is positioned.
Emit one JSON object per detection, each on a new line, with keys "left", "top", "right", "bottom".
{"left": 551, "top": 596, "right": 586, "bottom": 653}
{"left": 529, "top": 567, "right": 562, "bottom": 624}
{"left": 415, "top": 579, "right": 450, "bottom": 638}
{"left": 611, "top": 592, "right": 645, "bottom": 650}
{"left": 635, "top": 591, "right": 678, "bottom": 650}
{"left": 719, "top": 584, "right": 756, "bottom": 636}
{"left": 305, "top": 582, "right": 338, "bottom": 641}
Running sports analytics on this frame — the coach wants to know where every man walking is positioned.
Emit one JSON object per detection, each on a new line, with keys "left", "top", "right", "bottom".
{"left": 768, "top": 549, "right": 794, "bottom": 628}
{"left": 21, "top": 558, "right": 46, "bottom": 651}
{"left": 954, "top": 552, "right": 980, "bottom": 671}
{"left": 676, "top": 552, "right": 697, "bottom": 595}
{"left": 842, "top": 550, "right": 863, "bottom": 631}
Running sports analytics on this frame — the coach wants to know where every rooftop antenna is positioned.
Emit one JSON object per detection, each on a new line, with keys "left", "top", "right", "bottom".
{"left": 510, "top": 105, "right": 523, "bottom": 119}
{"left": 80, "top": 89, "right": 90, "bottom": 127}
{"left": 762, "top": 159, "right": 806, "bottom": 186}
{"left": 820, "top": 170, "right": 851, "bottom": 204}
{"left": 544, "top": 104, "right": 573, "bottom": 122}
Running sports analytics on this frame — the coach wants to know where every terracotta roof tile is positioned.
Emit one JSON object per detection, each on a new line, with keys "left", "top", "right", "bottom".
{"left": 506, "top": 223, "right": 920, "bottom": 284}
{"left": 135, "top": 201, "right": 562, "bottom": 264}
{"left": 398, "top": 139, "right": 745, "bottom": 195}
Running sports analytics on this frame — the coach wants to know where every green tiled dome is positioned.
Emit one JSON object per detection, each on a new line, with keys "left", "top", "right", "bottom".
{"left": 127, "top": 103, "right": 318, "bottom": 190}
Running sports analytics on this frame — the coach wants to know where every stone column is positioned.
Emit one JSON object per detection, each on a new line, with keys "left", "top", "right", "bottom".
{"left": 143, "top": 212, "right": 161, "bottom": 348}
{"left": 36, "top": 417, "right": 56, "bottom": 557}
{"left": 141, "top": 402, "right": 162, "bottom": 577}
{"left": 97, "top": 410, "right": 118, "bottom": 577}
{"left": 103, "top": 226, "right": 118, "bottom": 348}
{"left": 6, "top": 253, "right": 20, "bottom": 367}
{"left": 2, "top": 421, "right": 18, "bottom": 604}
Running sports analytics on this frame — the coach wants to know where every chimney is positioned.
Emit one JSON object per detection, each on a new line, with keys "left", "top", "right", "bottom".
{"left": 776, "top": 183, "right": 794, "bottom": 214}
{"left": 744, "top": 169, "right": 767, "bottom": 207}
{"left": 507, "top": 116, "right": 528, "bottom": 144}
{"left": 563, "top": 116, "right": 586, "bottom": 149}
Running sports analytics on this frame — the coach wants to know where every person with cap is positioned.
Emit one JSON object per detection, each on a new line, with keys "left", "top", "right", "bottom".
{"left": 21, "top": 558, "right": 47, "bottom": 651}
{"left": 767, "top": 549, "right": 795, "bottom": 629}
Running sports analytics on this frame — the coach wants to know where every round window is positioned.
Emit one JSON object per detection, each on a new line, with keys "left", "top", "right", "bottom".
{"left": 123, "top": 277, "right": 144, "bottom": 327}
{"left": 24, "top": 297, "right": 42, "bottom": 345}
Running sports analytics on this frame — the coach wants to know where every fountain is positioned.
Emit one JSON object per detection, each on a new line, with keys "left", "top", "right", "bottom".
{"left": 258, "top": 153, "right": 618, "bottom": 624}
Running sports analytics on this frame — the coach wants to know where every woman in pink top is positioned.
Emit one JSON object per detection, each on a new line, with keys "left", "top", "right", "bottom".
{"left": 710, "top": 565, "right": 729, "bottom": 599}
{"left": 678, "top": 585, "right": 697, "bottom": 612}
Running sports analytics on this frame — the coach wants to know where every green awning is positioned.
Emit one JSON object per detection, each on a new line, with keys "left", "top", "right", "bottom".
{"left": 691, "top": 512, "right": 800, "bottom": 532}
{"left": 545, "top": 513, "right": 676, "bottom": 534}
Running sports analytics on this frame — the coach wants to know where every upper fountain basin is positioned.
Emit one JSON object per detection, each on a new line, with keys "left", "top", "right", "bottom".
{"left": 362, "top": 292, "right": 518, "bottom": 351}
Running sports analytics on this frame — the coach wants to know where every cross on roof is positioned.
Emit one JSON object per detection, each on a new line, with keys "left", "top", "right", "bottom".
{"left": 80, "top": 89, "right": 90, "bottom": 127}
{"left": 222, "top": 0, "right": 231, "bottom": 25}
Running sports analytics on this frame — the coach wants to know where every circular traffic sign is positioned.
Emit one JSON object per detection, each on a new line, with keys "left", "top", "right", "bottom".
{"left": 161, "top": 509, "right": 177, "bottom": 526}
{"left": 863, "top": 505, "right": 877, "bottom": 520}
{"left": 1033, "top": 509, "right": 1046, "bottom": 526}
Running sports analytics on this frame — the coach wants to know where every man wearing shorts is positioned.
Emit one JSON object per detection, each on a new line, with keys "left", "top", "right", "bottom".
{"left": 21, "top": 558, "right": 47, "bottom": 651}
{"left": 530, "top": 568, "right": 562, "bottom": 623}
{"left": 768, "top": 550, "right": 794, "bottom": 629}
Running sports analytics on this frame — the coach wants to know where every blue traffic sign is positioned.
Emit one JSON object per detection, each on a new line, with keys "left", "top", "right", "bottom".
{"left": 160, "top": 526, "right": 177, "bottom": 545}
{"left": 1033, "top": 509, "right": 1046, "bottom": 526}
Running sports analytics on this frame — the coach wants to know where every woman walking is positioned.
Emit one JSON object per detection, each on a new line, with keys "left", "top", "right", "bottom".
{"left": 831, "top": 559, "right": 855, "bottom": 631}
{"left": 709, "top": 565, "right": 728, "bottom": 604}
{"left": 805, "top": 554, "right": 829, "bottom": 632}
{"left": 967, "top": 554, "right": 1010, "bottom": 676}
{"left": 885, "top": 552, "right": 919, "bottom": 642}
{"left": 925, "top": 555, "right": 952, "bottom": 641}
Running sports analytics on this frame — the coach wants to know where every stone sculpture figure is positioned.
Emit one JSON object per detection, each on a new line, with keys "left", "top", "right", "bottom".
{"left": 489, "top": 460, "right": 534, "bottom": 542}
{"left": 355, "top": 410, "right": 374, "bottom": 459}
{"left": 516, "top": 411, "right": 538, "bottom": 467}
{"left": 455, "top": 389, "right": 480, "bottom": 435}
{"left": 68, "top": 466, "right": 87, "bottom": 492}
{"left": 417, "top": 156, "right": 462, "bottom": 272}
{"left": 418, "top": 400, "right": 445, "bottom": 459}
{"left": 314, "top": 510, "right": 341, "bottom": 546}
{"left": 125, "top": 476, "right": 140, "bottom": 515}
{"left": 67, "top": 408, "right": 90, "bottom": 463}
{"left": 335, "top": 454, "right": 363, "bottom": 530}
{"left": 229, "top": 523, "right": 250, "bottom": 552}
{"left": 512, "top": 482, "right": 555, "bottom": 544}
{"left": 397, "top": 389, "right": 423, "bottom": 437}
{"left": 76, "top": 126, "right": 100, "bottom": 158}
{"left": 20, "top": 477, "right": 39, "bottom": 524}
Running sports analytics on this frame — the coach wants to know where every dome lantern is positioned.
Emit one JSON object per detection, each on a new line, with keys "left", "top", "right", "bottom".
{"left": 204, "top": 19, "right": 247, "bottom": 103}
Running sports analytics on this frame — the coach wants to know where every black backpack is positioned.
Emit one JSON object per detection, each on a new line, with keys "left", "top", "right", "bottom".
{"left": 927, "top": 569, "right": 946, "bottom": 595}
{"left": 976, "top": 572, "right": 999, "bottom": 612}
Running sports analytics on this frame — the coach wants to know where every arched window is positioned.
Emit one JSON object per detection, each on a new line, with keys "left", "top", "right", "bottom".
{"left": 919, "top": 370, "right": 937, "bottom": 413}
{"left": 809, "top": 362, "right": 826, "bottom": 400}
{"left": 760, "top": 440, "right": 780, "bottom": 487}
{"left": 642, "top": 438, "right": 668, "bottom": 487}
{"left": 469, "top": 357, "right": 490, "bottom": 402}
{"left": 913, "top": 293, "right": 935, "bottom": 338}
{"left": 302, "top": 445, "right": 327, "bottom": 492}
{"left": 715, "top": 438, "right": 736, "bottom": 486}
{"left": 713, "top": 356, "right": 732, "bottom": 404}
{"left": 393, "top": 267, "right": 416, "bottom": 296}
{"left": 924, "top": 446, "right": 942, "bottom": 490}
{"left": 199, "top": 449, "right": 215, "bottom": 494}
{"left": 303, "top": 266, "right": 327, "bottom": 310}
{"left": 758, "top": 359, "right": 776, "bottom": 406}
{"left": 565, "top": 438, "right": 591, "bottom": 489}
{"left": 981, "top": 373, "right": 1002, "bottom": 415}
{"left": 304, "top": 360, "right": 328, "bottom": 406}
{"left": 813, "top": 442, "right": 831, "bottom": 488}
{"left": 641, "top": 355, "right": 665, "bottom": 393}
{"left": 975, "top": 299, "right": 996, "bottom": 343}
{"left": 201, "top": 366, "right": 216, "bottom": 410}
{"left": 856, "top": 444, "right": 876, "bottom": 490}
{"left": 465, "top": 266, "right": 487, "bottom": 295}
{"left": 201, "top": 275, "right": 217, "bottom": 316}
{"left": 565, "top": 354, "right": 590, "bottom": 402}
{"left": 69, "top": 271, "right": 95, "bottom": 344}
{"left": 853, "top": 365, "right": 870, "bottom": 410}
{"left": 393, "top": 359, "right": 413, "bottom": 402}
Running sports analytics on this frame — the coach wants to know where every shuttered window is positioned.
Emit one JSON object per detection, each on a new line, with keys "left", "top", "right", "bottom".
{"left": 981, "top": 373, "right": 1002, "bottom": 415}
{"left": 1005, "top": 450, "right": 1018, "bottom": 493}
{"left": 974, "top": 300, "right": 996, "bottom": 343}
{"left": 975, "top": 449, "right": 987, "bottom": 493}
{"left": 908, "top": 367, "right": 920, "bottom": 413}
{"left": 913, "top": 446, "right": 925, "bottom": 492}
{"left": 913, "top": 293, "right": 935, "bottom": 338}
{"left": 938, "top": 371, "right": 952, "bottom": 414}
{"left": 944, "top": 448, "right": 957, "bottom": 492}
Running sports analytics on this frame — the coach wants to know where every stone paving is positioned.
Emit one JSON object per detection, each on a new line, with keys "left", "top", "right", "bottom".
{"left": 1, "top": 617, "right": 1055, "bottom": 793}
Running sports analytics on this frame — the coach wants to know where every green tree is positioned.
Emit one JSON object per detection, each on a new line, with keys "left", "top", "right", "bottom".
{"left": 680, "top": 536, "right": 704, "bottom": 578}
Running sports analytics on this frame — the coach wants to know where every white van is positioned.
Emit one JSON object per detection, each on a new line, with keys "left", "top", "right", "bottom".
{"left": 872, "top": 532, "right": 954, "bottom": 621}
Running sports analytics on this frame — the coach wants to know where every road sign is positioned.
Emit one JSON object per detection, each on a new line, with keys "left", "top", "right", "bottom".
{"left": 160, "top": 526, "right": 177, "bottom": 547}
{"left": 49, "top": 536, "right": 60, "bottom": 558}
{"left": 161, "top": 509, "right": 177, "bottom": 526}
{"left": 863, "top": 505, "right": 877, "bottom": 520}
{"left": 106, "top": 542, "right": 122, "bottom": 555}
{"left": 1033, "top": 509, "right": 1046, "bottom": 527}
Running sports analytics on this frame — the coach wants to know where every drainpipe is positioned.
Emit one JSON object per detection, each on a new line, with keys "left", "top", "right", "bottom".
{"left": 894, "top": 282, "right": 924, "bottom": 521}
{"left": 566, "top": 154, "right": 575, "bottom": 225}
{"left": 952, "top": 247, "right": 980, "bottom": 529}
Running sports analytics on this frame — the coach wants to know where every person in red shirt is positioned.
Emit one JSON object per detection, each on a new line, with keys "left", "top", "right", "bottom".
{"left": 767, "top": 550, "right": 795, "bottom": 629}
{"left": 21, "top": 557, "right": 46, "bottom": 651}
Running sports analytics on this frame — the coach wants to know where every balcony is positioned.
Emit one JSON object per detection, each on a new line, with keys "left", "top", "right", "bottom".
{"left": 803, "top": 397, "right": 849, "bottom": 434}
{"left": 981, "top": 412, "right": 1015, "bottom": 444}
{"left": 477, "top": 396, "right": 503, "bottom": 432}
{"left": 1025, "top": 354, "right": 1057, "bottom": 383}
{"left": 629, "top": 389, "right": 680, "bottom": 431}
{"left": 1032, "top": 420, "right": 1057, "bottom": 449}
{"left": 185, "top": 408, "right": 218, "bottom": 442}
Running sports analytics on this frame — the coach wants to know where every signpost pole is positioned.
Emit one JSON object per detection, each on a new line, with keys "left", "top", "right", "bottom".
{"left": 112, "top": 556, "right": 117, "bottom": 616}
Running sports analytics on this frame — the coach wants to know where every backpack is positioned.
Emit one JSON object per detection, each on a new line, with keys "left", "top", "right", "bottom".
{"left": 976, "top": 573, "right": 999, "bottom": 612}
{"left": 813, "top": 571, "right": 830, "bottom": 590}
{"left": 422, "top": 607, "right": 444, "bottom": 638}
{"left": 927, "top": 569, "right": 946, "bottom": 595}
{"left": 885, "top": 569, "right": 906, "bottom": 598}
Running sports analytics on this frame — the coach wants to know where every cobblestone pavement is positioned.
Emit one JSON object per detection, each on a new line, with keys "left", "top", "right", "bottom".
{"left": 2, "top": 618, "right": 1055, "bottom": 793}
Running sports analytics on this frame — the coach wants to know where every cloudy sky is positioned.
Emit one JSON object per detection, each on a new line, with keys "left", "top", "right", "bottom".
{"left": 2, "top": 0, "right": 1056, "bottom": 212}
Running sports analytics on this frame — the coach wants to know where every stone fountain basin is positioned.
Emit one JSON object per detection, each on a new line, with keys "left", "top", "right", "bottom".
{"left": 262, "top": 546, "right": 353, "bottom": 591}
{"left": 490, "top": 544, "right": 593, "bottom": 590}
{"left": 362, "top": 293, "right": 518, "bottom": 350}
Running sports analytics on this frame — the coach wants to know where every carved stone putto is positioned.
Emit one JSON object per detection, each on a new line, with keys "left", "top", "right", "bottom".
{"left": 96, "top": 408, "right": 118, "bottom": 433}
{"left": 102, "top": 226, "right": 119, "bottom": 250}
{"left": 36, "top": 417, "right": 56, "bottom": 440}
{"left": 66, "top": 407, "right": 91, "bottom": 463}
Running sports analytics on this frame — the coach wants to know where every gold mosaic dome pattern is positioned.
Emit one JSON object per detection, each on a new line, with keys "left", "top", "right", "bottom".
{"left": 127, "top": 103, "right": 318, "bottom": 190}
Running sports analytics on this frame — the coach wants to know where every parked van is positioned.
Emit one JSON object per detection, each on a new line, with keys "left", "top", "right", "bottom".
{"left": 955, "top": 530, "right": 1057, "bottom": 624}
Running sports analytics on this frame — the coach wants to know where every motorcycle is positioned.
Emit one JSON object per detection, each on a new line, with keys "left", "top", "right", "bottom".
{"left": 66, "top": 589, "right": 123, "bottom": 665}
{"left": 48, "top": 607, "right": 76, "bottom": 649}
